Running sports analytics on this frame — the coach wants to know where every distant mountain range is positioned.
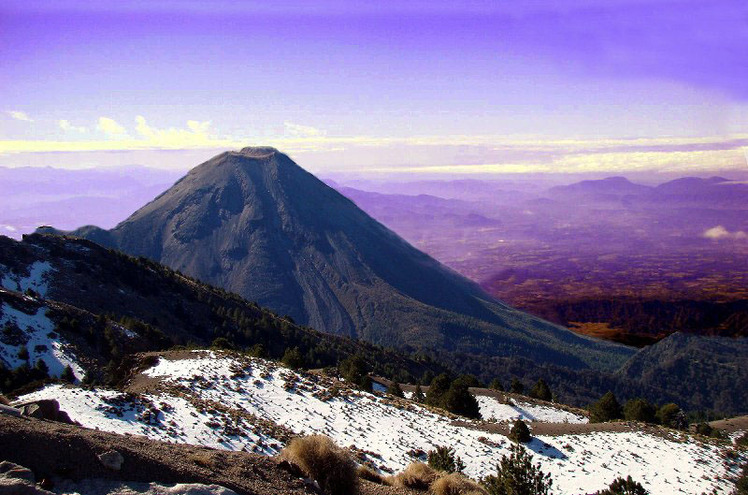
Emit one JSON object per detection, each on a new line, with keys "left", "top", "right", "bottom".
{"left": 40, "top": 147, "right": 632, "bottom": 372}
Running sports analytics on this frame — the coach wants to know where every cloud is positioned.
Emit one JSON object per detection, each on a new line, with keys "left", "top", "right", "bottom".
{"left": 703, "top": 225, "right": 748, "bottom": 240}
{"left": 284, "top": 121, "right": 324, "bottom": 138}
{"left": 134, "top": 115, "right": 215, "bottom": 147}
{"left": 7, "top": 110, "right": 33, "bottom": 122}
{"left": 97, "top": 117, "right": 126, "bottom": 136}
{"left": 58, "top": 119, "right": 87, "bottom": 133}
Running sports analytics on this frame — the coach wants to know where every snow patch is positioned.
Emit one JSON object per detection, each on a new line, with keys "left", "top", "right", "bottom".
{"left": 0, "top": 302, "right": 84, "bottom": 379}
{"left": 1, "top": 261, "right": 55, "bottom": 297}
{"left": 477, "top": 395, "right": 588, "bottom": 424}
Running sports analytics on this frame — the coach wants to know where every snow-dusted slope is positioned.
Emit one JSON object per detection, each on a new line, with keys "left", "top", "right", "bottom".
{"left": 21, "top": 351, "right": 741, "bottom": 495}
{"left": 1, "top": 260, "right": 54, "bottom": 297}
{"left": 0, "top": 301, "right": 84, "bottom": 379}
{"left": 476, "top": 395, "right": 588, "bottom": 424}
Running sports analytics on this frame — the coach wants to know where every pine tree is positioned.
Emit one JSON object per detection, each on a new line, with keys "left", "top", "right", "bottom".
{"left": 656, "top": 403, "right": 687, "bottom": 430}
{"left": 442, "top": 381, "right": 482, "bottom": 419}
{"left": 412, "top": 384, "right": 426, "bottom": 403}
{"left": 594, "top": 475, "right": 649, "bottom": 495}
{"left": 529, "top": 379, "right": 552, "bottom": 401}
{"left": 482, "top": 443, "right": 552, "bottom": 495}
{"left": 590, "top": 391, "right": 623, "bottom": 423}
{"left": 426, "top": 373, "right": 451, "bottom": 406}
{"left": 61, "top": 365, "right": 76, "bottom": 383}
{"left": 387, "top": 381, "right": 405, "bottom": 398}
{"left": 623, "top": 398, "right": 656, "bottom": 423}
{"left": 509, "top": 419, "right": 532, "bottom": 443}
{"left": 282, "top": 347, "right": 305, "bottom": 369}
{"left": 427, "top": 445, "right": 465, "bottom": 473}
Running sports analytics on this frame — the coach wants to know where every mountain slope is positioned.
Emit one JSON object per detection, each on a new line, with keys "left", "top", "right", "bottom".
{"left": 0, "top": 233, "right": 447, "bottom": 385}
{"left": 50, "top": 147, "right": 632, "bottom": 371}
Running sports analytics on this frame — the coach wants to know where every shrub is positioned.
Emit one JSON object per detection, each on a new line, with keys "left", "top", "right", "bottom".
{"left": 428, "top": 446, "right": 465, "bottom": 474}
{"left": 481, "top": 443, "right": 552, "bottom": 495}
{"left": 357, "top": 465, "right": 385, "bottom": 484}
{"left": 387, "top": 381, "right": 405, "bottom": 398}
{"left": 529, "top": 379, "right": 552, "bottom": 401}
{"left": 657, "top": 403, "right": 687, "bottom": 430}
{"left": 509, "top": 419, "right": 531, "bottom": 443}
{"left": 389, "top": 462, "right": 439, "bottom": 490}
{"left": 623, "top": 398, "right": 656, "bottom": 423}
{"left": 279, "top": 435, "right": 357, "bottom": 495}
{"left": 594, "top": 475, "right": 649, "bottom": 495}
{"left": 590, "top": 392, "right": 623, "bottom": 423}
{"left": 431, "top": 472, "right": 487, "bottom": 495}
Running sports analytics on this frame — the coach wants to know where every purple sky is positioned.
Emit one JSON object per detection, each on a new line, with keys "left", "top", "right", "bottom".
{"left": 1, "top": 0, "right": 746, "bottom": 176}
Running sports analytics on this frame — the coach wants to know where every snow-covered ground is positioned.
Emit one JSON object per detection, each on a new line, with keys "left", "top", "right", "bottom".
{"left": 0, "top": 302, "right": 84, "bottom": 379}
{"left": 1, "top": 260, "right": 54, "bottom": 297}
{"left": 21, "top": 352, "right": 741, "bottom": 495}
{"left": 476, "top": 395, "right": 588, "bottom": 424}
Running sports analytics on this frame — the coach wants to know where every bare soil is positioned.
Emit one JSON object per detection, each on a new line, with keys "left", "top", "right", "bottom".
{"left": 0, "top": 415, "right": 417, "bottom": 495}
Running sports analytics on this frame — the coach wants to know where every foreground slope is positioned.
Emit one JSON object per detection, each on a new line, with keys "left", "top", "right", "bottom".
{"left": 19, "top": 350, "right": 744, "bottom": 495}
{"left": 52, "top": 146, "right": 631, "bottom": 371}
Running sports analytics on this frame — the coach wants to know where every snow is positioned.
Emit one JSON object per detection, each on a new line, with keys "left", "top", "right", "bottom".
{"left": 52, "top": 479, "right": 238, "bottom": 495}
{"left": 476, "top": 395, "right": 588, "bottom": 424}
{"left": 20, "top": 384, "right": 282, "bottom": 455}
{"left": 1, "top": 261, "right": 55, "bottom": 297}
{"left": 21, "top": 352, "right": 741, "bottom": 495}
{"left": 0, "top": 302, "right": 84, "bottom": 379}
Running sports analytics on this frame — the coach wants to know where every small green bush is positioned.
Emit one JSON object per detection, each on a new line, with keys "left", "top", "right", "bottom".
{"left": 594, "top": 475, "right": 648, "bottom": 495}
{"left": 428, "top": 445, "right": 465, "bottom": 474}
{"left": 509, "top": 419, "right": 531, "bottom": 443}
{"left": 481, "top": 443, "right": 552, "bottom": 495}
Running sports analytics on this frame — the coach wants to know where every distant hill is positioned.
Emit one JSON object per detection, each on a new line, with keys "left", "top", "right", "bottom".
{"left": 45, "top": 146, "right": 632, "bottom": 372}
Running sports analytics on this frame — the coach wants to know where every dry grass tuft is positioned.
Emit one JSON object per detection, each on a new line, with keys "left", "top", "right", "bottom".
{"left": 0, "top": 395, "right": 9, "bottom": 406}
{"left": 430, "top": 472, "right": 488, "bottom": 495}
{"left": 357, "top": 465, "right": 386, "bottom": 484}
{"left": 387, "top": 462, "right": 439, "bottom": 491}
{"left": 279, "top": 435, "right": 358, "bottom": 495}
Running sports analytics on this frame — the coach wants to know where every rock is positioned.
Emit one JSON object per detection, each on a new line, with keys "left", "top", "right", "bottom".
{"left": 16, "top": 400, "right": 59, "bottom": 420}
{"left": 0, "top": 404, "right": 21, "bottom": 417}
{"left": 0, "top": 478, "right": 54, "bottom": 495}
{"left": 0, "top": 461, "right": 35, "bottom": 483}
{"left": 97, "top": 450, "right": 124, "bottom": 471}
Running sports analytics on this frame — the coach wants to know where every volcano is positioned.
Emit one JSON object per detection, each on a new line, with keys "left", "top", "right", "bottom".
{"left": 52, "top": 147, "right": 631, "bottom": 370}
